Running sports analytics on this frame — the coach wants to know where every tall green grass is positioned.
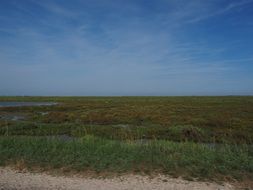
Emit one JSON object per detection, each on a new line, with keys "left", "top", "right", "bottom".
{"left": 0, "top": 136, "right": 252, "bottom": 179}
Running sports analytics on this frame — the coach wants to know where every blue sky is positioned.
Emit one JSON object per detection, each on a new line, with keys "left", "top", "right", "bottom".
{"left": 0, "top": 0, "right": 253, "bottom": 96}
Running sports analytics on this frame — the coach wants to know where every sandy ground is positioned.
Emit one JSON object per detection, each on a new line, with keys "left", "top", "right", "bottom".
{"left": 0, "top": 167, "right": 235, "bottom": 190}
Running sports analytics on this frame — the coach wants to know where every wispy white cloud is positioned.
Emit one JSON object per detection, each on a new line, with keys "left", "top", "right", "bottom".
{"left": 187, "top": 0, "right": 253, "bottom": 23}
{"left": 29, "top": 0, "right": 79, "bottom": 18}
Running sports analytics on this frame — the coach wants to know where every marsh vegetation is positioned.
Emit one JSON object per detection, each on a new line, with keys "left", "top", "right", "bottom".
{"left": 0, "top": 96, "right": 252, "bottom": 181}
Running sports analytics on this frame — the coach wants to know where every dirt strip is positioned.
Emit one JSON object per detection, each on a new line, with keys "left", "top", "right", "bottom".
{"left": 0, "top": 167, "right": 235, "bottom": 190}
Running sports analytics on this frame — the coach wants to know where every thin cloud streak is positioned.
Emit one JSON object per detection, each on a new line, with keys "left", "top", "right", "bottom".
{"left": 188, "top": 0, "right": 253, "bottom": 23}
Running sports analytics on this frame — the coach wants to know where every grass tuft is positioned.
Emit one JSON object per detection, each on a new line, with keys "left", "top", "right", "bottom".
{"left": 0, "top": 136, "right": 252, "bottom": 180}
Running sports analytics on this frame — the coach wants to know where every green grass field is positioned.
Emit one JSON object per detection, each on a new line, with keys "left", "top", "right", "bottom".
{"left": 0, "top": 96, "right": 252, "bottom": 181}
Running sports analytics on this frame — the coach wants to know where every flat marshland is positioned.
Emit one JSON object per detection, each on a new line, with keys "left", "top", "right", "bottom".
{"left": 0, "top": 96, "right": 252, "bottom": 182}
